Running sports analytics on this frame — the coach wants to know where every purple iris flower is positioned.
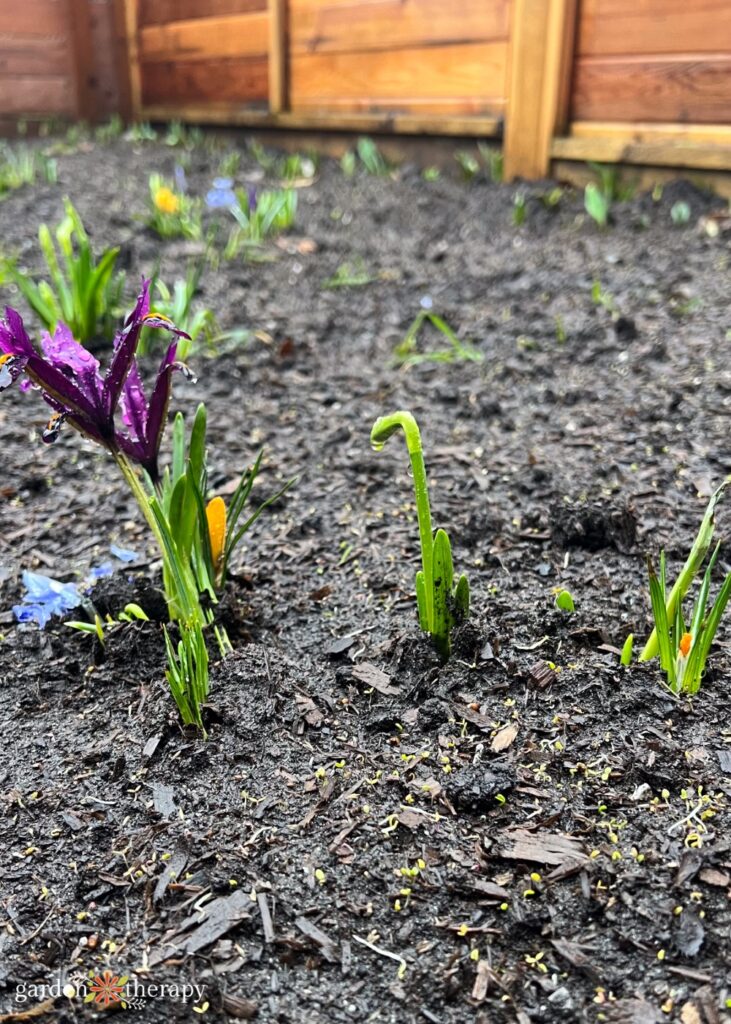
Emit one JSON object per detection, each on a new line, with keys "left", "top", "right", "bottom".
{"left": 206, "top": 177, "right": 237, "bottom": 209}
{"left": 0, "top": 281, "right": 190, "bottom": 483}
{"left": 246, "top": 185, "right": 258, "bottom": 214}
{"left": 13, "top": 570, "right": 81, "bottom": 628}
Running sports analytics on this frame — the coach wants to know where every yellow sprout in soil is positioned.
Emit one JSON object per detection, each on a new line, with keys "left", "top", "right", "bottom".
{"left": 154, "top": 186, "right": 180, "bottom": 214}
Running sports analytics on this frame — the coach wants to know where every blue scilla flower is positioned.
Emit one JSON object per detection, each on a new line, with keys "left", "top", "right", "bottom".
{"left": 13, "top": 570, "right": 81, "bottom": 628}
{"left": 206, "top": 178, "right": 237, "bottom": 209}
{"left": 110, "top": 544, "right": 138, "bottom": 563}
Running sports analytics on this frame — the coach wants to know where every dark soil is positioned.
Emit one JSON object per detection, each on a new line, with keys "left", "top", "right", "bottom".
{"left": 0, "top": 133, "right": 730, "bottom": 1024}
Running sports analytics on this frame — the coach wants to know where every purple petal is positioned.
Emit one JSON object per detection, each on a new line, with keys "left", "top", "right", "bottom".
{"left": 110, "top": 545, "right": 138, "bottom": 563}
{"left": 103, "top": 280, "right": 151, "bottom": 420}
{"left": 41, "top": 324, "right": 103, "bottom": 407}
{"left": 120, "top": 359, "right": 148, "bottom": 443}
{"left": 144, "top": 341, "right": 179, "bottom": 464}
{"left": 0, "top": 308, "right": 34, "bottom": 357}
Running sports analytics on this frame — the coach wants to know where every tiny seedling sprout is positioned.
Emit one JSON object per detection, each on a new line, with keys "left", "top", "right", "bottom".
{"left": 370, "top": 411, "right": 469, "bottom": 659}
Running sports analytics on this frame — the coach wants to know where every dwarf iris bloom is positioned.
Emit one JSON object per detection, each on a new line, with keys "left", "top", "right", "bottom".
{"left": 0, "top": 281, "right": 190, "bottom": 483}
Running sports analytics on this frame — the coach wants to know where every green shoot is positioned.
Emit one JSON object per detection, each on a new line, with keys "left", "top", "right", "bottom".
{"left": 356, "top": 137, "right": 389, "bottom": 175}
{"left": 422, "top": 167, "right": 441, "bottom": 182}
{"left": 671, "top": 201, "right": 691, "bottom": 226}
{"left": 640, "top": 482, "right": 727, "bottom": 662}
{"left": 340, "top": 151, "right": 357, "bottom": 177}
{"left": 584, "top": 183, "right": 609, "bottom": 228}
{"left": 370, "top": 411, "right": 470, "bottom": 660}
{"left": 393, "top": 310, "right": 483, "bottom": 367}
{"left": 554, "top": 589, "right": 575, "bottom": 613}
{"left": 477, "top": 143, "right": 503, "bottom": 183}
{"left": 620, "top": 634, "right": 634, "bottom": 666}
{"left": 455, "top": 151, "right": 480, "bottom": 180}
{"left": 513, "top": 192, "right": 527, "bottom": 226}
{"left": 0, "top": 197, "right": 124, "bottom": 344}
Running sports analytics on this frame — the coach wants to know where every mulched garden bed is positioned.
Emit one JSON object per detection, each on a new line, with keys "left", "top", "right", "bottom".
{"left": 0, "top": 133, "right": 730, "bottom": 1024}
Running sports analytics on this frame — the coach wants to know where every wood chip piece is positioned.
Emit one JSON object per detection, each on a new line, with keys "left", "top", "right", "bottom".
{"left": 294, "top": 915, "right": 337, "bottom": 962}
{"left": 495, "top": 828, "right": 588, "bottom": 867}
{"left": 491, "top": 722, "right": 519, "bottom": 752}
{"left": 352, "top": 662, "right": 400, "bottom": 695}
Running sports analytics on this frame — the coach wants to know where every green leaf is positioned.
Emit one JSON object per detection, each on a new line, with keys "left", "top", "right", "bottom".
{"left": 584, "top": 183, "right": 609, "bottom": 228}
{"left": 432, "top": 528, "right": 455, "bottom": 661}
{"left": 554, "top": 589, "right": 575, "bottom": 613}
{"left": 620, "top": 633, "right": 633, "bottom": 666}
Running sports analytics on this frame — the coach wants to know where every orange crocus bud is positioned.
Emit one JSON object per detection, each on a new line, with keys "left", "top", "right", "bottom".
{"left": 679, "top": 632, "right": 692, "bottom": 658}
{"left": 206, "top": 496, "right": 227, "bottom": 573}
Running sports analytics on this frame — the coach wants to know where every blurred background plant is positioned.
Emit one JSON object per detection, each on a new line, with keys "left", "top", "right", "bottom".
{"left": 0, "top": 143, "right": 57, "bottom": 198}
{"left": 0, "top": 197, "right": 124, "bottom": 344}
{"left": 147, "top": 172, "right": 203, "bottom": 239}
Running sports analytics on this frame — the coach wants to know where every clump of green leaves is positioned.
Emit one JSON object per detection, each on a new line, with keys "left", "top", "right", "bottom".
{"left": 371, "top": 411, "right": 470, "bottom": 659}
{"left": 223, "top": 187, "right": 297, "bottom": 257}
{"left": 455, "top": 144, "right": 503, "bottom": 183}
{"left": 124, "top": 122, "right": 158, "bottom": 143}
{"left": 164, "top": 120, "right": 204, "bottom": 149}
{"left": 0, "top": 143, "right": 57, "bottom": 197}
{"left": 584, "top": 162, "right": 634, "bottom": 229}
{"left": 0, "top": 197, "right": 124, "bottom": 344}
{"left": 393, "top": 308, "right": 483, "bottom": 367}
{"left": 94, "top": 115, "right": 125, "bottom": 144}
{"left": 341, "top": 137, "right": 390, "bottom": 177}
{"left": 513, "top": 191, "right": 527, "bottom": 226}
{"left": 147, "top": 173, "right": 202, "bottom": 240}
{"left": 640, "top": 483, "right": 731, "bottom": 694}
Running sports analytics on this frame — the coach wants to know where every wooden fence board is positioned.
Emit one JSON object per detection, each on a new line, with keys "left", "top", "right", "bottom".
{"left": 0, "top": 0, "right": 69, "bottom": 37}
{"left": 0, "top": 41, "right": 70, "bottom": 77}
{"left": 141, "top": 55, "right": 268, "bottom": 105}
{"left": 140, "top": 12, "right": 268, "bottom": 62}
{"left": 289, "top": 0, "right": 509, "bottom": 56}
{"left": 290, "top": 41, "right": 507, "bottom": 107}
{"left": 573, "top": 55, "right": 731, "bottom": 124}
{"left": 577, "top": 0, "right": 731, "bottom": 57}
{"left": 0, "top": 74, "right": 75, "bottom": 115}
{"left": 138, "top": 0, "right": 266, "bottom": 27}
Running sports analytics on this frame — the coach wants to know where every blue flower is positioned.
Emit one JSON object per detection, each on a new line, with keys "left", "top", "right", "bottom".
{"left": 87, "top": 562, "right": 113, "bottom": 581}
{"left": 206, "top": 178, "right": 237, "bottom": 209}
{"left": 174, "top": 164, "right": 188, "bottom": 194}
{"left": 13, "top": 570, "right": 81, "bottom": 628}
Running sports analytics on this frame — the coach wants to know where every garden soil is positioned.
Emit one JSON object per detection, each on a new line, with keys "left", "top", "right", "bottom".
{"left": 0, "top": 135, "right": 730, "bottom": 1024}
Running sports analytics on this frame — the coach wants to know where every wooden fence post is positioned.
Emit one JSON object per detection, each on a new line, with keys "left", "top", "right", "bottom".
{"left": 68, "top": 0, "right": 96, "bottom": 121}
{"left": 504, "top": 0, "right": 577, "bottom": 180}
{"left": 268, "top": 0, "right": 286, "bottom": 114}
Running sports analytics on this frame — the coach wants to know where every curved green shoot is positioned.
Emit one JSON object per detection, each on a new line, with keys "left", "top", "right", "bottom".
{"left": 370, "top": 410, "right": 469, "bottom": 659}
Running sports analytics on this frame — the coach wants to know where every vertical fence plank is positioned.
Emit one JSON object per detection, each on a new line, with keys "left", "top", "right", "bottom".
{"left": 119, "top": 0, "right": 142, "bottom": 120}
{"left": 268, "top": 0, "right": 286, "bottom": 113}
{"left": 504, "top": 0, "right": 577, "bottom": 180}
{"left": 68, "top": 0, "right": 96, "bottom": 121}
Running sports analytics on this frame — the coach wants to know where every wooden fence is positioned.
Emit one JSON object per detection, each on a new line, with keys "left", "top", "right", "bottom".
{"left": 1, "top": 0, "right": 730, "bottom": 182}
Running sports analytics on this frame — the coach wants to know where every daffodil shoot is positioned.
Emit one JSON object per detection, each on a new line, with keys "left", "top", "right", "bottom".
{"left": 370, "top": 410, "right": 469, "bottom": 659}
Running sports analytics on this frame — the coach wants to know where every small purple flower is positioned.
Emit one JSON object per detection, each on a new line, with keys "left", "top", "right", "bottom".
{"left": 246, "top": 185, "right": 258, "bottom": 214}
{"left": 13, "top": 570, "right": 81, "bottom": 628}
{"left": 206, "top": 178, "right": 237, "bottom": 209}
{"left": 0, "top": 281, "right": 191, "bottom": 483}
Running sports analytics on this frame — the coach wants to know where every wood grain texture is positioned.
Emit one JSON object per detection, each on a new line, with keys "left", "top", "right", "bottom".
{"left": 138, "top": 0, "right": 266, "bottom": 27}
{"left": 0, "top": 0, "right": 69, "bottom": 36}
{"left": 504, "top": 0, "right": 577, "bottom": 179}
{"left": 0, "top": 40, "right": 70, "bottom": 77}
{"left": 0, "top": 75, "right": 75, "bottom": 115}
{"left": 290, "top": 42, "right": 507, "bottom": 108}
{"left": 89, "top": 0, "right": 123, "bottom": 115}
{"left": 141, "top": 56, "right": 268, "bottom": 105}
{"left": 140, "top": 12, "right": 269, "bottom": 61}
{"left": 552, "top": 133, "right": 731, "bottom": 170}
{"left": 572, "top": 56, "right": 731, "bottom": 124}
{"left": 576, "top": 0, "right": 731, "bottom": 57}
{"left": 68, "top": 0, "right": 96, "bottom": 119}
{"left": 268, "top": 0, "right": 285, "bottom": 112}
{"left": 289, "top": 0, "right": 510, "bottom": 56}
{"left": 569, "top": 120, "right": 731, "bottom": 144}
